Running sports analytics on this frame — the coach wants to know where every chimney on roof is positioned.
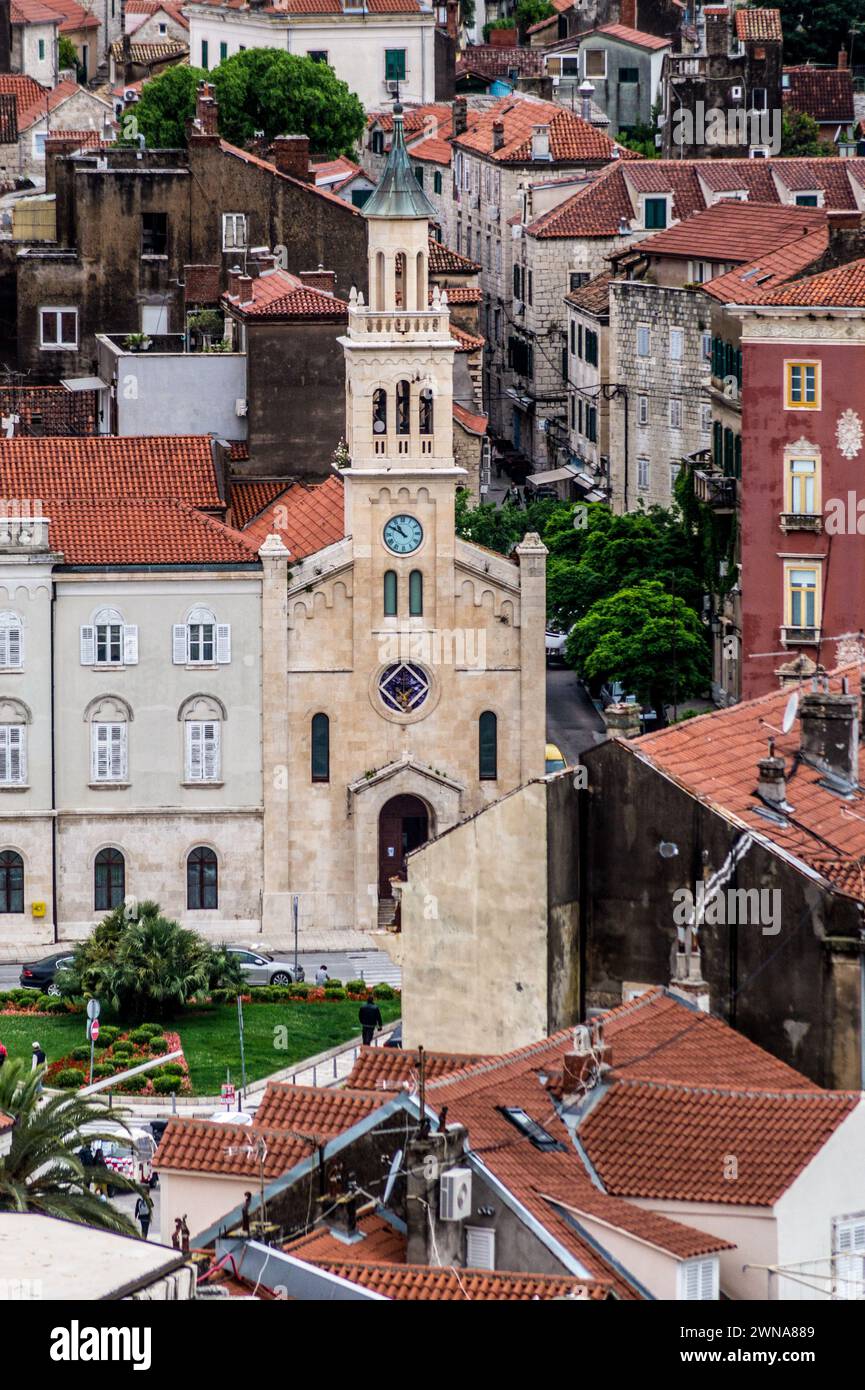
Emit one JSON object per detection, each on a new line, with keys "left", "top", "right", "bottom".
{"left": 452, "top": 95, "right": 468, "bottom": 138}
{"left": 531, "top": 124, "right": 551, "bottom": 162}
{"left": 238, "top": 274, "right": 254, "bottom": 306}
{"left": 757, "top": 738, "right": 788, "bottom": 808}
{"left": 704, "top": 9, "right": 730, "bottom": 57}
{"left": 271, "top": 134, "right": 312, "bottom": 182}
{"left": 561, "top": 1021, "right": 612, "bottom": 1103}
{"left": 839, "top": 45, "right": 849, "bottom": 70}
{"left": 227, "top": 265, "right": 242, "bottom": 298}
{"left": 604, "top": 701, "right": 642, "bottom": 739}
{"left": 578, "top": 79, "right": 594, "bottom": 124}
{"left": 669, "top": 943, "right": 710, "bottom": 1013}
{"left": 191, "top": 80, "right": 218, "bottom": 138}
{"left": 405, "top": 1118, "right": 468, "bottom": 1267}
{"left": 799, "top": 679, "right": 859, "bottom": 789}
{"left": 492, "top": 117, "right": 505, "bottom": 152}
{"left": 299, "top": 267, "right": 336, "bottom": 295}
{"left": 321, "top": 1175, "right": 365, "bottom": 1242}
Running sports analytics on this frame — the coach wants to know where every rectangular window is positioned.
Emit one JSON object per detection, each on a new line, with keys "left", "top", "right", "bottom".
{"left": 670, "top": 397, "right": 682, "bottom": 430}
{"left": 526, "top": 269, "right": 533, "bottom": 306}
{"left": 584, "top": 49, "right": 606, "bottom": 78}
{"left": 786, "top": 565, "right": 819, "bottom": 630}
{"left": 834, "top": 1216, "right": 865, "bottom": 1299}
{"left": 670, "top": 461, "right": 680, "bottom": 490}
{"left": 786, "top": 360, "right": 820, "bottom": 409}
{"left": 201, "top": 39, "right": 209, "bottom": 69}
{"left": 670, "top": 327, "right": 684, "bottom": 360}
{"left": 638, "top": 394, "right": 649, "bottom": 426}
{"left": 701, "top": 330, "right": 712, "bottom": 362}
{"left": 385, "top": 48, "right": 406, "bottom": 82}
{"left": 788, "top": 456, "right": 819, "bottom": 514}
{"left": 218, "top": 40, "right": 228, "bottom": 61}
{"left": 751, "top": 87, "right": 767, "bottom": 111}
{"left": 96, "top": 623, "right": 122, "bottom": 664}
{"left": 38, "top": 38, "right": 45, "bottom": 60}
{"left": 92, "top": 723, "right": 126, "bottom": 783}
{"left": 39, "top": 307, "right": 77, "bottom": 349}
{"left": 637, "top": 457, "right": 650, "bottom": 489}
{"left": 679, "top": 1258, "right": 718, "bottom": 1301}
{"left": 188, "top": 623, "right": 215, "bottom": 664}
{"left": 584, "top": 328, "right": 598, "bottom": 367}
{"left": 141, "top": 212, "right": 168, "bottom": 256}
{"left": 186, "top": 721, "right": 220, "bottom": 782}
{"left": 433, "top": 170, "right": 442, "bottom": 194}
{"left": 586, "top": 404, "right": 597, "bottom": 443}
{"left": 618, "top": 66, "right": 639, "bottom": 83}
{"left": 569, "top": 320, "right": 575, "bottom": 357}
{"left": 795, "top": 193, "right": 819, "bottom": 207}
{"left": 644, "top": 196, "right": 667, "bottom": 229}
{"left": 701, "top": 403, "right": 712, "bottom": 434}
{"left": 0, "top": 726, "right": 25, "bottom": 785}
{"left": 637, "top": 324, "right": 650, "bottom": 357}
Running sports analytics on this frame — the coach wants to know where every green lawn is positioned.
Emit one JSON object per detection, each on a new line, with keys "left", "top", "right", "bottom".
{"left": 0, "top": 1000, "right": 401, "bottom": 1096}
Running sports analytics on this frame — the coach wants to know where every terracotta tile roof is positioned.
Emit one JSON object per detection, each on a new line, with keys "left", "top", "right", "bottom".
{"left": 344, "top": 1045, "right": 493, "bottom": 1091}
{"left": 229, "top": 477, "right": 288, "bottom": 529}
{"left": 453, "top": 96, "right": 629, "bottom": 164}
{"left": 450, "top": 323, "right": 485, "bottom": 352}
{"left": 253, "top": 1083, "right": 383, "bottom": 1133}
{"left": 126, "top": 0, "right": 190, "bottom": 25}
{"left": 0, "top": 93, "right": 15, "bottom": 144}
{"left": 362, "top": 0, "right": 421, "bottom": 9}
{"left": 46, "top": 128, "right": 105, "bottom": 149}
{"left": 109, "top": 38, "right": 188, "bottom": 62}
{"left": 218, "top": 140, "right": 363, "bottom": 215}
{"left": 222, "top": 268, "right": 348, "bottom": 322}
{"left": 0, "top": 435, "right": 223, "bottom": 511}
{"left": 595, "top": 22, "right": 673, "bottom": 49}
{"left": 580, "top": 1080, "right": 858, "bottom": 1206}
{"left": 10, "top": 0, "right": 61, "bottom": 23}
{"left": 564, "top": 269, "right": 612, "bottom": 314}
{"left": 757, "top": 253, "right": 865, "bottom": 306}
{"left": 0, "top": 73, "right": 48, "bottom": 124}
{"left": 735, "top": 7, "right": 782, "bottom": 41}
{"left": 783, "top": 67, "right": 855, "bottom": 124}
{"left": 528, "top": 166, "right": 633, "bottom": 238}
{"left": 539, "top": 1179, "right": 732, "bottom": 1257}
{"left": 428, "top": 238, "right": 479, "bottom": 274}
{"left": 286, "top": 1211, "right": 406, "bottom": 1263}
{"left": 240, "top": 475, "right": 345, "bottom": 556}
{"left": 0, "top": 383, "right": 98, "bottom": 435}
{"left": 45, "top": 496, "right": 257, "bottom": 566}
{"left": 313, "top": 1260, "right": 610, "bottom": 1299}
{"left": 456, "top": 46, "right": 547, "bottom": 81}
{"left": 46, "top": 0, "right": 101, "bottom": 29}
{"left": 408, "top": 135, "right": 454, "bottom": 165}
{"left": 155, "top": 1119, "right": 323, "bottom": 1177}
{"left": 453, "top": 401, "right": 488, "bottom": 435}
{"left": 311, "top": 154, "right": 361, "bottom": 184}
{"left": 434, "top": 284, "right": 480, "bottom": 303}
{"left": 633, "top": 201, "right": 825, "bottom": 261}
{"left": 229, "top": 441, "right": 249, "bottom": 462}
{"left": 633, "top": 667, "right": 865, "bottom": 901}
{"left": 371, "top": 103, "right": 452, "bottom": 136}
{"left": 700, "top": 227, "right": 829, "bottom": 302}
{"left": 17, "top": 78, "right": 103, "bottom": 131}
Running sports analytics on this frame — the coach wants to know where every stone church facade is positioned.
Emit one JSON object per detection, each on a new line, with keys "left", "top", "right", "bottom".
{"left": 262, "top": 108, "right": 548, "bottom": 941}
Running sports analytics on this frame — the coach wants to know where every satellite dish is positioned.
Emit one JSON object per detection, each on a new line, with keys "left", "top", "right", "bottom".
{"left": 782, "top": 691, "right": 799, "bottom": 734}
{"left": 383, "top": 1148, "right": 403, "bottom": 1206}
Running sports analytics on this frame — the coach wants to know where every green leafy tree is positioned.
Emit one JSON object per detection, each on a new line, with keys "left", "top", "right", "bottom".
{"left": 515, "top": 0, "right": 555, "bottom": 30}
{"left": 58, "top": 36, "right": 78, "bottom": 71}
{"left": 779, "top": 108, "right": 828, "bottom": 157}
{"left": 212, "top": 49, "right": 365, "bottom": 156}
{"left": 567, "top": 580, "right": 709, "bottom": 723}
{"left": 0, "top": 1061, "right": 142, "bottom": 1234}
{"left": 770, "top": 0, "right": 865, "bottom": 66}
{"left": 60, "top": 902, "right": 244, "bottom": 1022}
{"left": 455, "top": 487, "right": 563, "bottom": 554}
{"left": 133, "top": 64, "right": 207, "bottom": 148}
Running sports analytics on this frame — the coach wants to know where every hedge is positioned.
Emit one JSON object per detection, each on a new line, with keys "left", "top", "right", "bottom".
{"left": 152, "top": 1074, "right": 182, "bottom": 1094}
{"left": 54, "top": 1068, "right": 85, "bottom": 1089}
{"left": 346, "top": 979, "right": 366, "bottom": 994}
{"left": 373, "top": 984, "right": 396, "bottom": 1000}
{"left": 146, "top": 1037, "right": 169, "bottom": 1054}
{"left": 324, "top": 987, "right": 347, "bottom": 1001}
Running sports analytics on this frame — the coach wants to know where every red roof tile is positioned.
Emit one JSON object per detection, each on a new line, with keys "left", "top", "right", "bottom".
{"left": 783, "top": 67, "right": 855, "bottom": 124}
{"left": 218, "top": 140, "right": 363, "bottom": 215}
{"left": 253, "top": 1083, "right": 383, "bottom": 1133}
{"left": 456, "top": 46, "right": 547, "bottom": 81}
{"left": 126, "top": 0, "right": 190, "bottom": 26}
{"left": 453, "top": 96, "right": 629, "bottom": 164}
{"left": 528, "top": 166, "right": 634, "bottom": 238}
{"left": 46, "top": 497, "right": 256, "bottom": 566}
{"left": 757, "top": 254, "right": 865, "bottom": 306}
{"left": 701, "top": 227, "right": 829, "bottom": 303}
{"left": 735, "top": 7, "right": 782, "bottom": 41}
{"left": 564, "top": 269, "right": 613, "bottom": 314}
{"left": 312, "top": 1260, "right": 610, "bottom": 1300}
{"left": 46, "top": 0, "right": 101, "bottom": 29}
{"left": 453, "top": 401, "right": 488, "bottom": 435}
{"left": 0, "top": 435, "right": 223, "bottom": 510}
{"left": 240, "top": 475, "right": 345, "bottom": 557}
{"left": 409, "top": 135, "right": 455, "bottom": 165}
{"left": 229, "top": 478, "right": 288, "bottom": 529}
{"left": 634, "top": 667, "right": 865, "bottom": 901}
{"left": 344, "top": 1046, "right": 493, "bottom": 1091}
{"left": 450, "top": 323, "right": 484, "bottom": 352}
{"left": 434, "top": 284, "right": 480, "bottom": 303}
{"left": 595, "top": 22, "right": 672, "bottom": 49}
{"left": 634, "top": 201, "right": 826, "bottom": 261}
{"left": 222, "top": 268, "right": 348, "bottom": 322}
{"left": 11, "top": 0, "right": 60, "bottom": 23}
{"left": 286, "top": 1212, "right": 406, "bottom": 1263}
{"left": 427, "top": 238, "right": 479, "bottom": 274}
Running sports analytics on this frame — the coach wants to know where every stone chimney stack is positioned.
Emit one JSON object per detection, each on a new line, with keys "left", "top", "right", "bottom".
{"left": 405, "top": 1122, "right": 469, "bottom": 1266}
{"left": 452, "top": 96, "right": 467, "bottom": 138}
{"left": 669, "top": 945, "right": 710, "bottom": 1013}
{"left": 578, "top": 79, "right": 594, "bottom": 123}
{"left": 531, "top": 124, "right": 551, "bottom": 161}
{"left": 839, "top": 45, "right": 849, "bottom": 70}
{"left": 196, "top": 81, "right": 218, "bottom": 135}
{"left": 492, "top": 118, "right": 505, "bottom": 151}
{"left": 799, "top": 680, "right": 859, "bottom": 788}
{"left": 238, "top": 274, "right": 254, "bottom": 306}
{"left": 227, "top": 265, "right": 243, "bottom": 298}
{"left": 757, "top": 738, "right": 788, "bottom": 807}
{"left": 704, "top": 8, "right": 729, "bottom": 57}
{"left": 271, "top": 134, "right": 312, "bottom": 182}
{"left": 604, "top": 702, "right": 642, "bottom": 739}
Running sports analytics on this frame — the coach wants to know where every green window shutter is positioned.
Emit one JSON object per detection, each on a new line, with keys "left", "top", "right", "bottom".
{"left": 219, "top": 41, "right": 228, "bottom": 61}
{"left": 201, "top": 39, "right": 209, "bottom": 69}
{"left": 713, "top": 420, "right": 722, "bottom": 466}
{"left": 433, "top": 170, "right": 442, "bottom": 194}
{"left": 385, "top": 49, "right": 406, "bottom": 82}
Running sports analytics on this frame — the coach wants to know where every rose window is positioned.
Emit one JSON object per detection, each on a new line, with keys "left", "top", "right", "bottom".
{"left": 378, "top": 663, "right": 430, "bottom": 714}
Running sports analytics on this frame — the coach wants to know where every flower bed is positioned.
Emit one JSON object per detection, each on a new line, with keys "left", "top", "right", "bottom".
{"left": 208, "top": 982, "right": 400, "bottom": 1007}
{"left": 45, "top": 1024, "right": 192, "bottom": 1096}
{"left": 0, "top": 989, "right": 80, "bottom": 1017}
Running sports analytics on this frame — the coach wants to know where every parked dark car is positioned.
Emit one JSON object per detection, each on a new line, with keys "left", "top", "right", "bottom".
{"left": 19, "top": 951, "right": 75, "bottom": 994}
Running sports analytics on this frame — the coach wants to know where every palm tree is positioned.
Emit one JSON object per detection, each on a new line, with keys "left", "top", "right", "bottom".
{"left": 0, "top": 1060, "right": 142, "bottom": 1235}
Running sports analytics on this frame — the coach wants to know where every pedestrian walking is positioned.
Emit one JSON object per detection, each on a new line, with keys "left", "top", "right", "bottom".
{"left": 31, "top": 1040, "right": 45, "bottom": 1093}
{"left": 315, "top": 964, "right": 330, "bottom": 986}
{"left": 171, "top": 1218, "right": 182, "bottom": 1250}
{"left": 359, "top": 993, "right": 383, "bottom": 1047}
{"left": 241, "top": 1191, "right": 252, "bottom": 1237}
{"left": 135, "top": 1194, "right": 151, "bottom": 1240}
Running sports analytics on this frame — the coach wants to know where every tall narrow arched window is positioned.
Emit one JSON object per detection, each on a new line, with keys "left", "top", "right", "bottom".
{"left": 416, "top": 248, "right": 426, "bottom": 310}
{"left": 375, "top": 250, "right": 385, "bottom": 310}
{"left": 479, "top": 711, "right": 497, "bottom": 781}
{"left": 311, "top": 713, "right": 330, "bottom": 783}
{"left": 0, "top": 850, "right": 23, "bottom": 913}
{"left": 409, "top": 569, "right": 423, "bottom": 616}
{"left": 396, "top": 380, "right": 410, "bottom": 435}
{"left": 95, "top": 848, "right": 125, "bottom": 912}
{"left": 419, "top": 387, "right": 434, "bottom": 435}
{"left": 187, "top": 846, "right": 218, "bottom": 910}
{"left": 372, "top": 388, "right": 387, "bottom": 436}
{"left": 384, "top": 569, "right": 398, "bottom": 616}
{"left": 395, "top": 251, "right": 406, "bottom": 307}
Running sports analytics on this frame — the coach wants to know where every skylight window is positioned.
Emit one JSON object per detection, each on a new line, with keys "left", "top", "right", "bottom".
{"left": 500, "top": 1107, "right": 566, "bottom": 1152}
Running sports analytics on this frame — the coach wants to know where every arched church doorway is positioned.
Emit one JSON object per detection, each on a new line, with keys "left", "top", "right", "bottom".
{"left": 378, "top": 794, "right": 429, "bottom": 897}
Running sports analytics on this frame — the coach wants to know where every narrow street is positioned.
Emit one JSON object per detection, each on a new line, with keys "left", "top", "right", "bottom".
{"left": 546, "top": 666, "right": 607, "bottom": 763}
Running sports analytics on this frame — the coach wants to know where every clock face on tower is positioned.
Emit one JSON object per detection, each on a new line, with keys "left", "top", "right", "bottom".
{"left": 383, "top": 514, "right": 423, "bottom": 555}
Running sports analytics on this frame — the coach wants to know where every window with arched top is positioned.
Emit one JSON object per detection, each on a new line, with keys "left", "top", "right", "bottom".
{"left": 479, "top": 711, "right": 498, "bottom": 780}
{"left": 0, "top": 698, "right": 29, "bottom": 787}
{"left": 396, "top": 380, "right": 410, "bottom": 435}
{"left": 187, "top": 845, "right": 218, "bottom": 910}
{"left": 88, "top": 696, "right": 131, "bottom": 784}
{"left": 416, "top": 248, "right": 426, "bottom": 311}
{"left": 375, "top": 250, "right": 385, "bottom": 310}
{"left": 409, "top": 569, "right": 423, "bottom": 617}
{"left": 94, "top": 847, "right": 125, "bottom": 912}
{"left": 173, "top": 606, "right": 230, "bottom": 666}
{"left": 80, "top": 607, "right": 138, "bottom": 666}
{"left": 395, "top": 251, "right": 406, "bottom": 308}
{"left": 311, "top": 713, "right": 330, "bottom": 782}
{"left": 419, "top": 387, "right": 434, "bottom": 435}
{"left": 373, "top": 387, "right": 387, "bottom": 435}
{"left": 0, "top": 850, "right": 23, "bottom": 913}
{"left": 384, "top": 569, "right": 398, "bottom": 616}
{"left": 0, "top": 612, "right": 23, "bottom": 669}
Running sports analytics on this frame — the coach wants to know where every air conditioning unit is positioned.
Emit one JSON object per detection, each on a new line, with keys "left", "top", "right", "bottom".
{"left": 386, "top": 80, "right": 400, "bottom": 94}
{"left": 440, "top": 1167, "right": 472, "bottom": 1221}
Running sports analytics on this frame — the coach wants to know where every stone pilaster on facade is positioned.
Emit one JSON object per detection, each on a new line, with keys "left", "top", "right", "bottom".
{"left": 259, "top": 530, "right": 292, "bottom": 936}
{"left": 516, "top": 531, "right": 548, "bottom": 783}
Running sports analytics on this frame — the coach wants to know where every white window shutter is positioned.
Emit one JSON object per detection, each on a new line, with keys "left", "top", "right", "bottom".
{"left": 0, "top": 628, "right": 6, "bottom": 667}
{"left": 8, "top": 623, "right": 21, "bottom": 668}
{"left": 187, "top": 721, "right": 202, "bottom": 781}
{"left": 80, "top": 624, "right": 96, "bottom": 665}
{"left": 123, "top": 624, "right": 139, "bottom": 664}
{"left": 0, "top": 727, "right": 7, "bottom": 782}
{"left": 699, "top": 1260, "right": 714, "bottom": 1300}
{"left": 216, "top": 624, "right": 231, "bottom": 664}
{"left": 12, "top": 726, "right": 24, "bottom": 784}
{"left": 204, "top": 720, "right": 220, "bottom": 780}
{"left": 465, "top": 1228, "right": 495, "bottom": 1271}
{"left": 92, "top": 724, "right": 106, "bottom": 781}
{"left": 172, "top": 624, "right": 188, "bottom": 664}
{"left": 112, "top": 724, "right": 127, "bottom": 781}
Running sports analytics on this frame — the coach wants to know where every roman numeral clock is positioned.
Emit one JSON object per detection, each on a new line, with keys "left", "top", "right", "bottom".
{"left": 383, "top": 514, "right": 423, "bottom": 555}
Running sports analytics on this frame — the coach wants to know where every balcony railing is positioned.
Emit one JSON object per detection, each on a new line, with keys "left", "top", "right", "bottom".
{"left": 781, "top": 626, "right": 821, "bottom": 647}
{"left": 693, "top": 469, "right": 736, "bottom": 510}
{"left": 780, "top": 512, "right": 823, "bottom": 534}
{"left": 0, "top": 512, "right": 50, "bottom": 548}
